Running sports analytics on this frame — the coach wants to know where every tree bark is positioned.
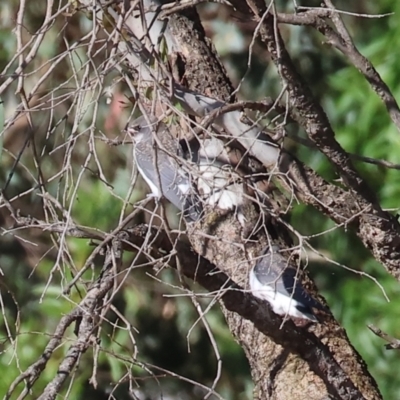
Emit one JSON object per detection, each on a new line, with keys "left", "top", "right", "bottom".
{"left": 72, "top": 1, "right": 392, "bottom": 399}
{"left": 165, "top": 7, "right": 382, "bottom": 400}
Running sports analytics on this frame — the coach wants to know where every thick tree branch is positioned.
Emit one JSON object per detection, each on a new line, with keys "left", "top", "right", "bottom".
{"left": 67, "top": 2, "right": 390, "bottom": 398}
{"left": 109, "top": 224, "right": 369, "bottom": 400}
{"left": 1, "top": 213, "right": 377, "bottom": 399}
{"left": 276, "top": 7, "right": 400, "bottom": 131}
{"left": 225, "top": 0, "right": 400, "bottom": 280}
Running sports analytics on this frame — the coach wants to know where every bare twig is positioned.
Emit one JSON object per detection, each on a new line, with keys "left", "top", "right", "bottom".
{"left": 287, "top": 132, "right": 400, "bottom": 170}
{"left": 368, "top": 325, "right": 400, "bottom": 350}
{"left": 276, "top": 4, "right": 400, "bottom": 132}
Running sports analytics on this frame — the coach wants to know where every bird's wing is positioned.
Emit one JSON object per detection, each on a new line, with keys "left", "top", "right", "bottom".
{"left": 252, "top": 253, "right": 281, "bottom": 286}
{"left": 135, "top": 151, "right": 201, "bottom": 220}
{"left": 254, "top": 250, "right": 326, "bottom": 312}
{"left": 136, "top": 153, "right": 184, "bottom": 200}
{"left": 279, "top": 267, "right": 326, "bottom": 311}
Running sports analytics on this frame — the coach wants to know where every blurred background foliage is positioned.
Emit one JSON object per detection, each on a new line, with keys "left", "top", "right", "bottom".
{"left": 0, "top": 0, "right": 400, "bottom": 398}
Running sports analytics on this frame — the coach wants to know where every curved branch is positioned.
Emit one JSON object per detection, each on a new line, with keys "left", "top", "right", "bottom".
{"left": 227, "top": 0, "right": 400, "bottom": 279}
{"left": 125, "top": 225, "right": 366, "bottom": 400}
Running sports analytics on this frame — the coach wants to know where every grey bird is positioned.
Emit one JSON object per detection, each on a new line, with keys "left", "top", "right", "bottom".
{"left": 196, "top": 137, "right": 247, "bottom": 225}
{"left": 249, "top": 245, "right": 326, "bottom": 321}
{"left": 126, "top": 115, "right": 201, "bottom": 221}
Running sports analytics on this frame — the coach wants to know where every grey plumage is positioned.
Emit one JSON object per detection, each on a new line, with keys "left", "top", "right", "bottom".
{"left": 127, "top": 115, "right": 201, "bottom": 221}
{"left": 249, "top": 245, "right": 326, "bottom": 321}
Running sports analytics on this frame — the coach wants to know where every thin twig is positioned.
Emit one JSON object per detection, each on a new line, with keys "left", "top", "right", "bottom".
{"left": 368, "top": 325, "right": 400, "bottom": 350}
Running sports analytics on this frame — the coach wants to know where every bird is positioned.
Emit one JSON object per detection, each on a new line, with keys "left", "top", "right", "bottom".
{"left": 126, "top": 115, "right": 201, "bottom": 222}
{"left": 196, "top": 137, "right": 247, "bottom": 225}
{"left": 249, "top": 245, "right": 326, "bottom": 321}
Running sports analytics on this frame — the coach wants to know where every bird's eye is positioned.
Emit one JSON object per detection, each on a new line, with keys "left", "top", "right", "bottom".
{"left": 128, "top": 125, "right": 140, "bottom": 133}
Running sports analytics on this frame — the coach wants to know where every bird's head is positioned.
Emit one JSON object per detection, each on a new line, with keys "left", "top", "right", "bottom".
{"left": 125, "top": 116, "right": 155, "bottom": 144}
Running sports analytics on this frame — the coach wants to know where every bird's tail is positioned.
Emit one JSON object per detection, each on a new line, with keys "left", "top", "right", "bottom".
{"left": 183, "top": 194, "right": 203, "bottom": 222}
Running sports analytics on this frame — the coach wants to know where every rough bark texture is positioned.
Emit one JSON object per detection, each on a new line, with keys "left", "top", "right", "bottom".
{"left": 187, "top": 209, "right": 379, "bottom": 400}
{"left": 234, "top": 0, "right": 400, "bottom": 279}
{"left": 4, "top": 1, "right": 397, "bottom": 399}
{"left": 166, "top": 6, "right": 383, "bottom": 400}
{"left": 127, "top": 223, "right": 376, "bottom": 400}
{"left": 168, "top": 8, "right": 235, "bottom": 101}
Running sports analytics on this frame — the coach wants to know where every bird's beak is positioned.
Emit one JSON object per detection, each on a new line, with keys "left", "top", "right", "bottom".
{"left": 123, "top": 121, "right": 134, "bottom": 132}
{"left": 124, "top": 124, "right": 139, "bottom": 135}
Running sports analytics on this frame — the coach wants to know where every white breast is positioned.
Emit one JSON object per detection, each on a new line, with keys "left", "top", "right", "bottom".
{"left": 249, "top": 268, "right": 304, "bottom": 318}
{"left": 136, "top": 163, "right": 161, "bottom": 198}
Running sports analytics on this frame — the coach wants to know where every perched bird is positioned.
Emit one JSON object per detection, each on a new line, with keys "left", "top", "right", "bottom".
{"left": 196, "top": 137, "right": 247, "bottom": 225}
{"left": 126, "top": 115, "right": 201, "bottom": 221}
{"left": 249, "top": 245, "right": 326, "bottom": 321}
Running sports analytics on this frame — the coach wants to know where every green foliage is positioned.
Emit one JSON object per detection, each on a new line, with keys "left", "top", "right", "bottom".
{"left": 324, "top": 262, "right": 400, "bottom": 398}
{"left": 1, "top": 0, "right": 400, "bottom": 399}
{"left": 288, "top": 4, "right": 400, "bottom": 399}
